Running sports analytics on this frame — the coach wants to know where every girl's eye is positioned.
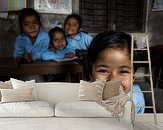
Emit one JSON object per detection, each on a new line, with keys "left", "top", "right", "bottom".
{"left": 97, "top": 69, "right": 110, "bottom": 74}
{"left": 23, "top": 23, "right": 29, "bottom": 26}
{"left": 120, "top": 70, "right": 130, "bottom": 74}
{"left": 33, "top": 22, "right": 39, "bottom": 25}
{"left": 66, "top": 23, "right": 70, "bottom": 26}
{"left": 54, "top": 40, "right": 59, "bottom": 42}
{"left": 61, "top": 38, "right": 64, "bottom": 41}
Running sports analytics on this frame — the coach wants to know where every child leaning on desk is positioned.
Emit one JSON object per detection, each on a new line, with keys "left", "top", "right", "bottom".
{"left": 13, "top": 8, "right": 49, "bottom": 63}
{"left": 13, "top": 8, "right": 49, "bottom": 82}
{"left": 42, "top": 27, "right": 76, "bottom": 82}
{"left": 64, "top": 14, "right": 93, "bottom": 80}
{"left": 41, "top": 27, "right": 76, "bottom": 61}
{"left": 87, "top": 31, "right": 145, "bottom": 113}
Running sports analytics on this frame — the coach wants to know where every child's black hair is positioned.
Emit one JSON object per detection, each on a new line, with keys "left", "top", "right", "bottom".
{"left": 49, "top": 27, "right": 68, "bottom": 46}
{"left": 18, "top": 8, "right": 42, "bottom": 34}
{"left": 64, "top": 14, "right": 82, "bottom": 29}
{"left": 87, "top": 30, "right": 131, "bottom": 76}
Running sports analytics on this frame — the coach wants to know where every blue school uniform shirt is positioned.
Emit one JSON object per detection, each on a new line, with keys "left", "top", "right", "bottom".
{"left": 66, "top": 32, "right": 93, "bottom": 51}
{"left": 42, "top": 48, "right": 74, "bottom": 61}
{"left": 14, "top": 31, "right": 49, "bottom": 61}
{"left": 128, "top": 84, "right": 145, "bottom": 113}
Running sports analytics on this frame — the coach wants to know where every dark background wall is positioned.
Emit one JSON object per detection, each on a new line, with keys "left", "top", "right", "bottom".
{"left": 0, "top": 0, "right": 163, "bottom": 57}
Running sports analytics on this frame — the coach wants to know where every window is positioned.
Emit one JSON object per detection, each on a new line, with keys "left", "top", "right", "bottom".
{"left": 80, "top": 0, "right": 146, "bottom": 33}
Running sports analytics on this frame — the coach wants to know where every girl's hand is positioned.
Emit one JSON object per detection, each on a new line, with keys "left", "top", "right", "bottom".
{"left": 65, "top": 53, "right": 75, "bottom": 58}
{"left": 49, "top": 45, "right": 56, "bottom": 52}
{"left": 24, "top": 54, "right": 33, "bottom": 63}
{"left": 49, "top": 47, "right": 56, "bottom": 52}
{"left": 10, "top": 58, "right": 20, "bottom": 67}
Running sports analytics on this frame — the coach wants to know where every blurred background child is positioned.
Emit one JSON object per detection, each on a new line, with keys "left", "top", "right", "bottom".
{"left": 13, "top": 8, "right": 49, "bottom": 82}
{"left": 42, "top": 27, "right": 75, "bottom": 61}
{"left": 64, "top": 14, "right": 93, "bottom": 52}
{"left": 14, "top": 8, "right": 49, "bottom": 63}
{"left": 64, "top": 14, "right": 93, "bottom": 80}
{"left": 42, "top": 27, "right": 76, "bottom": 82}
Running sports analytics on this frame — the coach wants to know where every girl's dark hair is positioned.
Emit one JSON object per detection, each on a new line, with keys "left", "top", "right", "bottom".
{"left": 64, "top": 14, "right": 82, "bottom": 29}
{"left": 19, "top": 8, "right": 42, "bottom": 34}
{"left": 87, "top": 30, "right": 131, "bottom": 76}
{"left": 49, "top": 27, "right": 68, "bottom": 46}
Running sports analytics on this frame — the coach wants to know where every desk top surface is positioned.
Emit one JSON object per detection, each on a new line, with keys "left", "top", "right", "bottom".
{"left": 0, "top": 57, "right": 83, "bottom": 76}
{"left": 0, "top": 57, "right": 80, "bottom": 67}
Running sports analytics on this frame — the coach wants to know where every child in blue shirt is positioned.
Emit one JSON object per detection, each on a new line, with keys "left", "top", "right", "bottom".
{"left": 64, "top": 14, "right": 93, "bottom": 80}
{"left": 87, "top": 31, "right": 145, "bottom": 113}
{"left": 64, "top": 14, "right": 93, "bottom": 52}
{"left": 42, "top": 27, "right": 76, "bottom": 82}
{"left": 42, "top": 27, "right": 75, "bottom": 61}
{"left": 14, "top": 8, "right": 49, "bottom": 63}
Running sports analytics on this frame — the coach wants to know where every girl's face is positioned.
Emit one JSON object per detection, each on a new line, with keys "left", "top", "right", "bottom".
{"left": 22, "top": 15, "right": 40, "bottom": 40}
{"left": 52, "top": 32, "right": 67, "bottom": 50}
{"left": 92, "top": 48, "right": 131, "bottom": 94}
{"left": 64, "top": 17, "right": 80, "bottom": 38}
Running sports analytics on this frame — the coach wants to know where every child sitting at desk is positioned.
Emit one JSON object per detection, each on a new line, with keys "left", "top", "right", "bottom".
{"left": 13, "top": 8, "right": 49, "bottom": 82}
{"left": 64, "top": 14, "right": 93, "bottom": 80}
{"left": 42, "top": 27, "right": 76, "bottom": 82}
{"left": 42, "top": 27, "right": 75, "bottom": 61}
{"left": 14, "top": 8, "right": 49, "bottom": 63}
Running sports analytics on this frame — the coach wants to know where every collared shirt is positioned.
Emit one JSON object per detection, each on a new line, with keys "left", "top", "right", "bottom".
{"left": 42, "top": 48, "right": 74, "bottom": 61}
{"left": 14, "top": 31, "right": 49, "bottom": 61}
{"left": 66, "top": 32, "right": 93, "bottom": 51}
{"left": 128, "top": 84, "right": 145, "bottom": 113}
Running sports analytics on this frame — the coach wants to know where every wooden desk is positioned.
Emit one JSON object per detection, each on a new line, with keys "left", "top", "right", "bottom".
{"left": 0, "top": 58, "right": 83, "bottom": 80}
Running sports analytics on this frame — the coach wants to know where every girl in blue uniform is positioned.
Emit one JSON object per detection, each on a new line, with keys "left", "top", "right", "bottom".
{"left": 64, "top": 14, "right": 93, "bottom": 52}
{"left": 42, "top": 27, "right": 75, "bottom": 61}
{"left": 87, "top": 31, "right": 145, "bottom": 113}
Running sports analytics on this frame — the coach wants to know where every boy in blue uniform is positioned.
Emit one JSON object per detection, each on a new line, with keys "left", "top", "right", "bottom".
{"left": 14, "top": 8, "right": 49, "bottom": 63}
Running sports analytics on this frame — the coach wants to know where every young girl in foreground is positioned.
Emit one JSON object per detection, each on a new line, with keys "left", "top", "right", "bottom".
{"left": 87, "top": 31, "right": 145, "bottom": 113}
{"left": 14, "top": 8, "right": 49, "bottom": 63}
{"left": 42, "top": 27, "right": 75, "bottom": 61}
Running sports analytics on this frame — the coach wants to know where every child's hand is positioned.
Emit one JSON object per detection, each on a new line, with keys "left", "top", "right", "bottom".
{"left": 49, "top": 47, "right": 56, "bottom": 52}
{"left": 10, "top": 58, "right": 20, "bottom": 67}
{"left": 24, "top": 54, "right": 33, "bottom": 63}
{"left": 49, "top": 45, "right": 56, "bottom": 52}
{"left": 65, "top": 53, "right": 75, "bottom": 58}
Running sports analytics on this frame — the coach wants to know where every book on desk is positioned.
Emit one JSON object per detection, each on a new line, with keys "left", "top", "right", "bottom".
{"left": 53, "top": 57, "right": 78, "bottom": 62}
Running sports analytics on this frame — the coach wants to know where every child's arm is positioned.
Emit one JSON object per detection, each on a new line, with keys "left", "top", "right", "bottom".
{"left": 42, "top": 48, "right": 75, "bottom": 61}
{"left": 14, "top": 37, "right": 25, "bottom": 59}
{"left": 65, "top": 53, "right": 76, "bottom": 58}
{"left": 32, "top": 32, "right": 50, "bottom": 60}
{"left": 132, "top": 84, "right": 145, "bottom": 113}
{"left": 42, "top": 51, "right": 65, "bottom": 61}
{"left": 81, "top": 32, "right": 93, "bottom": 49}
{"left": 24, "top": 54, "right": 33, "bottom": 63}
{"left": 49, "top": 44, "right": 57, "bottom": 52}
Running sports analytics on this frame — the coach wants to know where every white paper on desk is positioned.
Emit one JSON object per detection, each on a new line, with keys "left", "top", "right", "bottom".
{"left": 54, "top": 57, "right": 78, "bottom": 62}
{"left": 0, "top": 13, "right": 8, "bottom": 19}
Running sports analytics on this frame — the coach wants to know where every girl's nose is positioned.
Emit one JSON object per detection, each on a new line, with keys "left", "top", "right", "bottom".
{"left": 30, "top": 24, "right": 35, "bottom": 29}
{"left": 107, "top": 72, "right": 119, "bottom": 81}
{"left": 58, "top": 40, "right": 63, "bottom": 45}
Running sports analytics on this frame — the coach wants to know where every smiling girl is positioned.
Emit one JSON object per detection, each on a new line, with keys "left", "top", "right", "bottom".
{"left": 87, "top": 31, "right": 145, "bottom": 113}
